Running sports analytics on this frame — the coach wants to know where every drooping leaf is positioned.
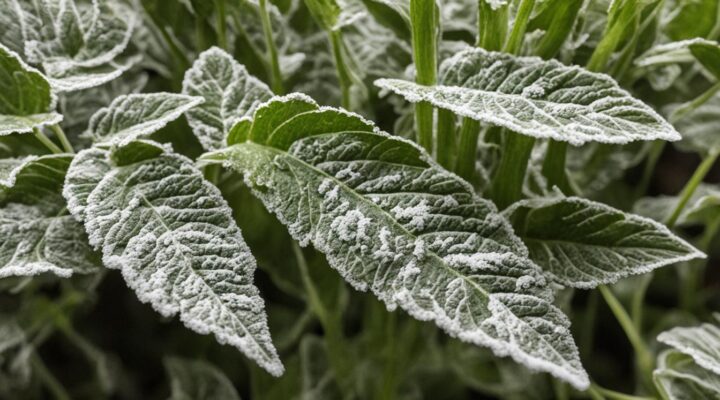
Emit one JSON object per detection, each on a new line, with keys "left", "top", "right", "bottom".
{"left": 503, "top": 195, "right": 703, "bottom": 289}
{"left": 635, "top": 39, "right": 720, "bottom": 80}
{"left": 182, "top": 47, "right": 273, "bottom": 151}
{"left": 164, "top": 357, "right": 241, "bottom": 400}
{"left": 63, "top": 140, "right": 283, "bottom": 376}
{"left": 672, "top": 94, "right": 720, "bottom": 156}
{"left": 658, "top": 322, "right": 720, "bottom": 375}
{"left": 204, "top": 94, "right": 590, "bottom": 389}
{"left": 654, "top": 350, "right": 720, "bottom": 400}
{"left": 0, "top": 154, "right": 73, "bottom": 207}
{"left": 87, "top": 93, "right": 204, "bottom": 145}
{"left": 375, "top": 48, "right": 680, "bottom": 145}
{"left": 0, "top": 44, "right": 62, "bottom": 135}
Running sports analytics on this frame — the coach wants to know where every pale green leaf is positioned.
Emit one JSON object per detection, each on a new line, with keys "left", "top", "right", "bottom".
{"left": 63, "top": 141, "right": 283, "bottom": 376}
{"left": 0, "top": 44, "right": 62, "bottom": 135}
{"left": 654, "top": 350, "right": 720, "bottom": 400}
{"left": 658, "top": 322, "right": 720, "bottom": 375}
{"left": 375, "top": 48, "right": 680, "bottom": 145}
{"left": 503, "top": 195, "right": 703, "bottom": 289}
{"left": 0, "top": 0, "right": 25, "bottom": 54}
{"left": 43, "top": 53, "right": 141, "bottom": 93}
{"left": 634, "top": 184, "right": 720, "bottom": 226}
{"left": 87, "top": 93, "right": 204, "bottom": 145}
{"left": 635, "top": 38, "right": 720, "bottom": 80}
{"left": 182, "top": 47, "right": 273, "bottom": 151}
{"left": 164, "top": 357, "right": 241, "bottom": 400}
{"left": 672, "top": 94, "right": 720, "bottom": 155}
{"left": 0, "top": 154, "right": 73, "bottom": 207}
{"left": 205, "top": 94, "right": 589, "bottom": 389}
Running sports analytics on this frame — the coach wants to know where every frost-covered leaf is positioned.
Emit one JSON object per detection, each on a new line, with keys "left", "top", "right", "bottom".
{"left": 634, "top": 184, "right": 720, "bottom": 226}
{"left": 375, "top": 48, "right": 680, "bottom": 145}
{"left": 503, "top": 196, "right": 703, "bottom": 289}
{"left": 205, "top": 94, "right": 589, "bottom": 389}
{"left": 636, "top": 39, "right": 720, "bottom": 79}
{"left": 0, "top": 154, "right": 72, "bottom": 207}
{"left": 654, "top": 350, "right": 720, "bottom": 400}
{"left": 0, "top": 316, "right": 31, "bottom": 394}
{"left": 164, "top": 357, "right": 241, "bottom": 400}
{"left": 43, "top": 53, "right": 141, "bottom": 92}
{"left": 0, "top": 0, "right": 25, "bottom": 54}
{"left": 658, "top": 322, "right": 720, "bottom": 375}
{"left": 567, "top": 141, "right": 649, "bottom": 197}
{"left": 672, "top": 94, "right": 720, "bottom": 155}
{"left": 0, "top": 44, "right": 62, "bottom": 135}
{"left": 182, "top": 47, "right": 273, "bottom": 151}
{"left": 87, "top": 93, "right": 204, "bottom": 145}
{"left": 63, "top": 141, "right": 283, "bottom": 376}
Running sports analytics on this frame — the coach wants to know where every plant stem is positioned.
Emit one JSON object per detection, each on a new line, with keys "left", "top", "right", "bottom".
{"left": 31, "top": 352, "right": 72, "bottom": 400}
{"left": 489, "top": 133, "right": 535, "bottom": 209}
{"left": 591, "top": 383, "right": 655, "bottom": 400}
{"left": 455, "top": 119, "right": 480, "bottom": 180}
{"left": 33, "top": 128, "right": 63, "bottom": 154}
{"left": 503, "top": 0, "right": 535, "bottom": 55}
{"left": 669, "top": 81, "right": 720, "bottom": 123}
{"left": 436, "top": 109, "right": 456, "bottom": 169}
{"left": 586, "top": 0, "right": 637, "bottom": 72}
{"left": 630, "top": 274, "right": 652, "bottom": 332}
{"left": 477, "top": 1, "right": 508, "bottom": 50}
{"left": 258, "top": 0, "right": 284, "bottom": 94}
{"left": 214, "top": 0, "right": 228, "bottom": 50}
{"left": 636, "top": 141, "right": 665, "bottom": 198}
{"left": 410, "top": 0, "right": 438, "bottom": 152}
{"left": 50, "top": 124, "right": 74, "bottom": 153}
{"left": 552, "top": 379, "right": 569, "bottom": 400}
{"left": 330, "top": 29, "right": 352, "bottom": 110}
{"left": 580, "top": 290, "right": 598, "bottom": 360}
{"left": 665, "top": 150, "right": 720, "bottom": 228}
{"left": 598, "top": 285, "right": 654, "bottom": 383}
{"left": 541, "top": 140, "right": 571, "bottom": 193}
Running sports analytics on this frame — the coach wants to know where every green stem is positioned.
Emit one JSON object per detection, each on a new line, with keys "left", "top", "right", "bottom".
{"left": 552, "top": 380, "right": 569, "bottom": 400}
{"left": 436, "top": 109, "right": 456, "bottom": 169}
{"left": 591, "top": 383, "right": 655, "bottom": 400}
{"left": 455, "top": 119, "right": 480, "bottom": 181}
{"left": 586, "top": 1, "right": 637, "bottom": 72}
{"left": 410, "top": 0, "right": 438, "bottom": 152}
{"left": 665, "top": 150, "right": 719, "bottom": 228}
{"left": 535, "top": 0, "right": 583, "bottom": 59}
{"left": 503, "top": 0, "right": 535, "bottom": 55}
{"left": 541, "top": 140, "right": 571, "bottom": 193}
{"left": 630, "top": 274, "right": 652, "bottom": 332}
{"left": 50, "top": 124, "right": 74, "bottom": 153}
{"left": 215, "top": 0, "right": 228, "bottom": 50}
{"left": 489, "top": 133, "right": 535, "bottom": 209}
{"left": 580, "top": 290, "right": 599, "bottom": 360}
{"left": 330, "top": 29, "right": 352, "bottom": 110}
{"left": 680, "top": 213, "right": 720, "bottom": 310}
{"left": 598, "top": 285, "right": 654, "bottom": 383}
{"left": 669, "top": 81, "right": 720, "bottom": 124}
{"left": 635, "top": 141, "right": 665, "bottom": 198}
{"left": 379, "top": 310, "right": 398, "bottom": 400}
{"left": 586, "top": 386, "right": 606, "bottom": 400}
{"left": 259, "top": 0, "right": 284, "bottom": 94}
{"left": 33, "top": 128, "right": 63, "bottom": 154}
{"left": 477, "top": 1, "right": 508, "bottom": 50}
{"left": 31, "top": 352, "right": 72, "bottom": 400}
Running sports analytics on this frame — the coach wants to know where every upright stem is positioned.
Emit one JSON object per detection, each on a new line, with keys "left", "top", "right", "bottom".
{"left": 31, "top": 352, "right": 71, "bottom": 400}
{"left": 591, "top": 383, "right": 655, "bottom": 400}
{"left": 631, "top": 274, "right": 652, "bottom": 332}
{"left": 669, "top": 81, "right": 720, "bottom": 123}
{"left": 503, "top": 0, "right": 535, "bottom": 55}
{"left": 33, "top": 128, "right": 63, "bottom": 154}
{"left": 330, "top": 29, "right": 352, "bottom": 110}
{"left": 258, "top": 0, "right": 284, "bottom": 94}
{"left": 455, "top": 119, "right": 480, "bottom": 180}
{"left": 488, "top": 133, "right": 535, "bottom": 209}
{"left": 436, "top": 109, "right": 456, "bottom": 169}
{"left": 542, "top": 140, "right": 571, "bottom": 193}
{"left": 410, "top": 0, "right": 438, "bottom": 152}
{"left": 477, "top": 1, "right": 508, "bottom": 50}
{"left": 586, "top": 1, "right": 636, "bottom": 72}
{"left": 665, "top": 150, "right": 720, "bottom": 228}
{"left": 50, "top": 124, "right": 74, "bottom": 153}
{"left": 214, "top": 0, "right": 228, "bottom": 50}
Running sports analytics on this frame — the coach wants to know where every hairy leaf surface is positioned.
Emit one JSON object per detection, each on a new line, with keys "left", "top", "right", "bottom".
{"left": 63, "top": 141, "right": 283, "bottom": 376}
{"left": 654, "top": 350, "right": 720, "bottom": 400}
{"left": 206, "top": 94, "right": 589, "bottom": 389}
{"left": 658, "top": 322, "right": 720, "bottom": 375}
{"left": 636, "top": 39, "right": 720, "bottom": 80}
{"left": 672, "top": 94, "right": 720, "bottom": 156}
{"left": 503, "top": 196, "right": 703, "bottom": 288}
{"left": 376, "top": 48, "right": 679, "bottom": 145}
{"left": 0, "top": 154, "right": 72, "bottom": 206}
{"left": 87, "top": 93, "right": 204, "bottom": 145}
{"left": 0, "top": 44, "right": 62, "bottom": 135}
{"left": 164, "top": 357, "right": 241, "bottom": 400}
{"left": 182, "top": 47, "right": 273, "bottom": 151}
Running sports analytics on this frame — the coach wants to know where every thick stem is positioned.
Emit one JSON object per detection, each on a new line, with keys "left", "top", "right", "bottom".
{"left": 50, "top": 124, "right": 74, "bottom": 154}
{"left": 330, "top": 29, "right": 352, "bottom": 110}
{"left": 666, "top": 150, "right": 719, "bottom": 228}
{"left": 410, "top": 0, "right": 438, "bottom": 152}
{"left": 541, "top": 140, "right": 571, "bottom": 193}
{"left": 33, "top": 128, "right": 63, "bottom": 154}
{"left": 503, "top": 0, "right": 535, "bottom": 55}
{"left": 477, "top": 1, "right": 508, "bottom": 50}
{"left": 455, "top": 119, "right": 480, "bottom": 181}
{"left": 436, "top": 109, "right": 456, "bottom": 169}
{"left": 259, "top": 0, "right": 284, "bottom": 94}
{"left": 488, "top": 133, "right": 535, "bottom": 209}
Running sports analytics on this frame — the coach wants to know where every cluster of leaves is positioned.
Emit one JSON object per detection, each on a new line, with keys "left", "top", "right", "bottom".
{"left": 0, "top": 0, "right": 719, "bottom": 399}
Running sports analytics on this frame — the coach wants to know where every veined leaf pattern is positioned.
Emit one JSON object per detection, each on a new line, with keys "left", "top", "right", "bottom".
{"left": 658, "top": 322, "right": 720, "bottom": 375}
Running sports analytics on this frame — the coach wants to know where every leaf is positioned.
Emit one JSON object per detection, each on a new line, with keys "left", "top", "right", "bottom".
{"left": 663, "top": 0, "right": 719, "bottom": 41}
{"left": 635, "top": 39, "right": 720, "bottom": 80}
{"left": 375, "top": 48, "right": 680, "bottom": 145}
{"left": 503, "top": 195, "right": 704, "bottom": 289}
{"left": 0, "top": 44, "right": 62, "bottom": 135}
{"left": 634, "top": 184, "right": 720, "bottom": 226}
{"left": 204, "top": 94, "right": 590, "bottom": 389}
{"left": 672, "top": 94, "right": 720, "bottom": 155}
{"left": 658, "top": 322, "right": 720, "bottom": 375}
{"left": 63, "top": 141, "right": 283, "bottom": 376}
{"left": 43, "top": 53, "right": 142, "bottom": 93}
{"left": 0, "top": 0, "right": 25, "bottom": 54}
{"left": 164, "top": 357, "right": 241, "bottom": 400}
{"left": 0, "top": 316, "right": 31, "bottom": 394}
{"left": 654, "top": 350, "right": 720, "bottom": 400}
{"left": 87, "top": 93, "right": 204, "bottom": 145}
{"left": 0, "top": 154, "right": 73, "bottom": 207}
{"left": 182, "top": 47, "right": 273, "bottom": 151}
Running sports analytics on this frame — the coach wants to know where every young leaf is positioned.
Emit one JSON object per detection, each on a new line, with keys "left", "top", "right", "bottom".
{"left": 182, "top": 47, "right": 273, "bottom": 151}
{"left": 204, "top": 94, "right": 590, "bottom": 389}
{"left": 658, "top": 322, "right": 720, "bottom": 375}
{"left": 654, "top": 350, "right": 720, "bottom": 400}
{"left": 63, "top": 141, "right": 283, "bottom": 377}
{"left": 0, "top": 44, "right": 62, "bottom": 135}
{"left": 164, "top": 357, "right": 241, "bottom": 400}
{"left": 87, "top": 93, "right": 204, "bottom": 145}
{"left": 503, "top": 196, "right": 704, "bottom": 289}
{"left": 375, "top": 48, "right": 680, "bottom": 145}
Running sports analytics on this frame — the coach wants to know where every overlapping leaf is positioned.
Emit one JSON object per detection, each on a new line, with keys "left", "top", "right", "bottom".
{"left": 636, "top": 39, "right": 720, "bottom": 80}
{"left": 654, "top": 350, "right": 720, "bottom": 400}
{"left": 634, "top": 184, "right": 720, "bottom": 226}
{"left": 503, "top": 196, "right": 703, "bottom": 289}
{"left": 182, "top": 47, "right": 273, "bottom": 151}
{"left": 204, "top": 93, "right": 589, "bottom": 389}
{"left": 164, "top": 357, "right": 241, "bottom": 400}
{"left": 63, "top": 141, "right": 283, "bottom": 376}
{"left": 0, "top": 154, "right": 72, "bottom": 206}
{"left": 672, "top": 94, "right": 720, "bottom": 155}
{"left": 658, "top": 322, "right": 720, "bottom": 375}
{"left": 376, "top": 48, "right": 680, "bottom": 145}
{"left": 0, "top": 44, "right": 62, "bottom": 135}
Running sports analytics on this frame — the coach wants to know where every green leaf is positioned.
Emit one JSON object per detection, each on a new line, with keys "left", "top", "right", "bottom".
{"left": 635, "top": 39, "right": 720, "bottom": 80}
{"left": 87, "top": 93, "right": 204, "bottom": 145}
{"left": 375, "top": 48, "right": 680, "bottom": 145}
{"left": 658, "top": 322, "right": 720, "bottom": 375}
{"left": 0, "top": 44, "right": 62, "bottom": 135}
{"left": 0, "top": 0, "right": 25, "bottom": 54}
{"left": 663, "top": 0, "right": 719, "bottom": 41}
{"left": 673, "top": 94, "right": 720, "bottom": 155}
{"left": 0, "top": 316, "right": 31, "bottom": 394}
{"left": 204, "top": 94, "right": 590, "bottom": 389}
{"left": 503, "top": 195, "right": 704, "bottom": 289}
{"left": 182, "top": 47, "right": 273, "bottom": 151}
{"left": 634, "top": 184, "right": 720, "bottom": 226}
{"left": 303, "top": 0, "right": 342, "bottom": 31}
{"left": 164, "top": 357, "right": 241, "bottom": 400}
{"left": 63, "top": 141, "right": 283, "bottom": 377}
{"left": 654, "top": 350, "right": 720, "bottom": 400}
{"left": 0, "top": 154, "right": 73, "bottom": 207}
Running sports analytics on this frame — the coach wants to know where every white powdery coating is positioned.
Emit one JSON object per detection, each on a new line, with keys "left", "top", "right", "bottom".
{"left": 503, "top": 196, "right": 705, "bottom": 289}
{"left": 484, "top": 0, "right": 508, "bottom": 10}
{"left": 658, "top": 323, "right": 720, "bottom": 375}
{"left": 46, "top": 55, "right": 142, "bottom": 93}
{"left": 0, "top": 156, "right": 39, "bottom": 188}
{"left": 390, "top": 200, "right": 430, "bottom": 230}
{"left": 635, "top": 38, "right": 719, "bottom": 68}
{"left": 65, "top": 143, "right": 283, "bottom": 377}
